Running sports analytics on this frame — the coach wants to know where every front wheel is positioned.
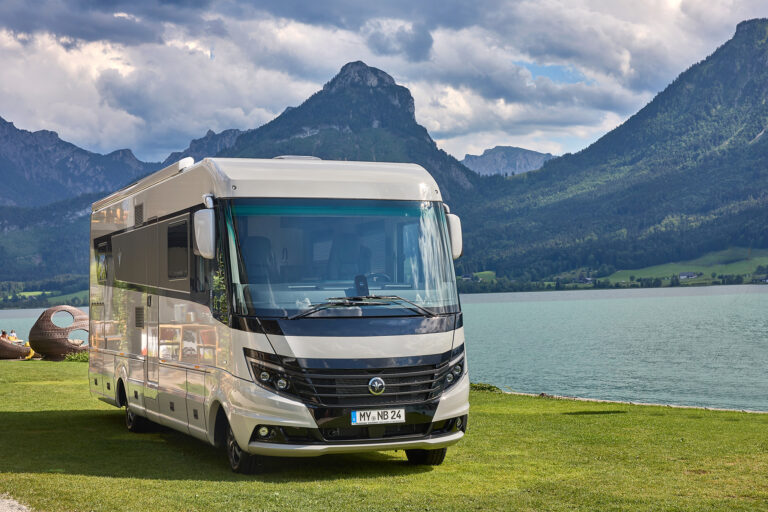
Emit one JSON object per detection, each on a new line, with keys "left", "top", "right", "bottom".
{"left": 125, "top": 406, "right": 150, "bottom": 433}
{"left": 226, "top": 424, "right": 260, "bottom": 474}
{"left": 405, "top": 447, "right": 447, "bottom": 466}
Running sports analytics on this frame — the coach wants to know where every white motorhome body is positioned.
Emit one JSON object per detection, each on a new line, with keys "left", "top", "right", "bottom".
{"left": 89, "top": 157, "right": 468, "bottom": 472}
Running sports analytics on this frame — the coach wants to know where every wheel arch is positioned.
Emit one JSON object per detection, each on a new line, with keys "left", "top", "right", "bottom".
{"left": 208, "top": 400, "right": 229, "bottom": 448}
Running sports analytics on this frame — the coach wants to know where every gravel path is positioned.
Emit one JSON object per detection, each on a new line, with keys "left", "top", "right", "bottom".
{"left": 0, "top": 495, "right": 29, "bottom": 512}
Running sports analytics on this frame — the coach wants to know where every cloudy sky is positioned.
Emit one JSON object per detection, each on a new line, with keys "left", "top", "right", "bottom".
{"left": 0, "top": 0, "right": 766, "bottom": 162}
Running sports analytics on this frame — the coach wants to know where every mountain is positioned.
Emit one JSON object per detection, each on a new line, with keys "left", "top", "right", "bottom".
{"left": 161, "top": 128, "right": 243, "bottom": 167}
{"left": 0, "top": 117, "right": 158, "bottom": 206}
{"left": 0, "top": 193, "right": 95, "bottom": 281}
{"left": 219, "top": 61, "right": 480, "bottom": 203}
{"left": 462, "top": 146, "right": 554, "bottom": 176}
{"left": 6, "top": 17, "right": 768, "bottom": 290}
{"left": 456, "top": 18, "right": 768, "bottom": 280}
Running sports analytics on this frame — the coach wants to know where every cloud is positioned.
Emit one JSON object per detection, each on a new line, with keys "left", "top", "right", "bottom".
{"left": 0, "top": 0, "right": 766, "bottom": 162}
{"left": 363, "top": 19, "right": 433, "bottom": 61}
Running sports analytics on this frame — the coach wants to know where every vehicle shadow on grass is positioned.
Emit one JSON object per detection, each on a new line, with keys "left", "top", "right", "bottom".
{"left": 0, "top": 409, "right": 432, "bottom": 482}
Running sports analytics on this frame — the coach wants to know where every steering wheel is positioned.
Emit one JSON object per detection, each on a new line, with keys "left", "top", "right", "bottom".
{"left": 365, "top": 272, "right": 392, "bottom": 283}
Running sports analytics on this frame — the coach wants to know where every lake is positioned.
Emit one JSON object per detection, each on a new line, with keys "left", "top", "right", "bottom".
{"left": 2, "top": 286, "right": 766, "bottom": 411}
{"left": 462, "top": 285, "right": 768, "bottom": 411}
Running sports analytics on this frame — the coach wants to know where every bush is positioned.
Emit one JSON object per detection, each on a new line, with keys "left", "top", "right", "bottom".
{"left": 470, "top": 382, "right": 503, "bottom": 393}
{"left": 64, "top": 351, "right": 89, "bottom": 362}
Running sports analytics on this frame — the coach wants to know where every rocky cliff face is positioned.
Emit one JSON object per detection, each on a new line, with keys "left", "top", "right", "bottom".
{"left": 462, "top": 146, "right": 554, "bottom": 176}
{"left": 0, "top": 117, "right": 157, "bottom": 205}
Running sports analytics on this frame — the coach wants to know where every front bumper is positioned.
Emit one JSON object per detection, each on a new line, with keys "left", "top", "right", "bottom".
{"left": 247, "top": 430, "right": 464, "bottom": 457}
{"left": 226, "top": 370, "right": 470, "bottom": 457}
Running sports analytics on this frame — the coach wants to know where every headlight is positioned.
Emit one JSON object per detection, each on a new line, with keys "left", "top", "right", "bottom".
{"left": 244, "top": 348, "right": 293, "bottom": 395}
{"left": 444, "top": 344, "right": 466, "bottom": 390}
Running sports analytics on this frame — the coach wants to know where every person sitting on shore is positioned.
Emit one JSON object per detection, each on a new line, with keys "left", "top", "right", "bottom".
{"left": 0, "top": 331, "right": 9, "bottom": 343}
{"left": 9, "top": 329, "right": 17, "bottom": 341}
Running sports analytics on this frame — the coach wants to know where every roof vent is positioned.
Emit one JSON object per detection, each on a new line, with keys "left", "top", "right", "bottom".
{"left": 272, "top": 155, "right": 322, "bottom": 160}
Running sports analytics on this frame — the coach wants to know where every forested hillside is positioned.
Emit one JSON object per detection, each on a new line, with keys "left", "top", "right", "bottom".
{"left": 455, "top": 18, "right": 768, "bottom": 281}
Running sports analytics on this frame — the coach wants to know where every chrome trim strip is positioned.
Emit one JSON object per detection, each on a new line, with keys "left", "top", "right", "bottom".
{"left": 246, "top": 431, "right": 463, "bottom": 457}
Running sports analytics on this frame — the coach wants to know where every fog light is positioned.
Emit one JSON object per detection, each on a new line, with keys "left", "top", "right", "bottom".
{"left": 257, "top": 426, "right": 270, "bottom": 438}
{"left": 456, "top": 417, "right": 463, "bottom": 429}
{"left": 452, "top": 364, "right": 462, "bottom": 376}
{"left": 259, "top": 371, "right": 271, "bottom": 383}
{"left": 446, "top": 373, "right": 455, "bottom": 384}
{"left": 276, "top": 377, "right": 289, "bottom": 390}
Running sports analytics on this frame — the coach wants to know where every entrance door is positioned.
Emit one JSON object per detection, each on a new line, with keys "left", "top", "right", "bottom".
{"left": 144, "top": 293, "right": 160, "bottom": 416}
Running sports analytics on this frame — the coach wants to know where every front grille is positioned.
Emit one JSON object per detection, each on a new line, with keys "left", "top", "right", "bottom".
{"left": 269, "top": 421, "right": 444, "bottom": 444}
{"left": 282, "top": 362, "right": 451, "bottom": 407}
{"left": 320, "top": 422, "right": 430, "bottom": 441}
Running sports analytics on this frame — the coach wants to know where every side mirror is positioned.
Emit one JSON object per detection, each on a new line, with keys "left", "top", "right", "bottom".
{"left": 446, "top": 213, "right": 463, "bottom": 260}
{"left": 193, "top": 209, "right": 216, "bottom": 259}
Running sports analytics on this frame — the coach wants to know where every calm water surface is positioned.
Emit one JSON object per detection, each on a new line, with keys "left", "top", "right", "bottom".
{"left": 462, "top": 285, "right": 768, "bottom": 411}
{"left": 3, "top": 288, "right": 767, "bottom": 411}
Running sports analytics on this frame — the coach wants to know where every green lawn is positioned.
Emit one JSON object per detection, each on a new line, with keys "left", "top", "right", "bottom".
{"left": 1, "top": 361, "right": 767, "bottom": 511}
{"left": 608, "top": 247, "right": 768, "bottom": 282}
{"left": 17, "top": 291, "right": 44, "bottom": 298}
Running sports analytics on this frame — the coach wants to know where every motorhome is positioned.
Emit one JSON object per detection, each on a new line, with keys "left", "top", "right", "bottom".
{"left": 89, "top": 157, "right": 468, "bottom": 472}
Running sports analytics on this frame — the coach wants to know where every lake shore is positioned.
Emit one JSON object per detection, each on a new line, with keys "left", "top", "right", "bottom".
{"left": 505, "top": 390, "right": 768, "bottom": 414}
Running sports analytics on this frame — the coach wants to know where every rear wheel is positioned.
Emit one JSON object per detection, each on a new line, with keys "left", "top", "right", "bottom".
{"left": 405, "top": 447, "right": 447, "bottom": 466}
{"left": 125, "top": 406, "right": 150, "bottom": 433}
{"left": 226, "top": 424, "right": 259, "bottom": 474}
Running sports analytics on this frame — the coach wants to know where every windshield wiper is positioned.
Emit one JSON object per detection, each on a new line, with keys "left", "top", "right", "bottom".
{"left": 288, "top": 295, "right": 437, "bottom": 320}
{"left": 288, "top": 298, "right": 390, "bottom": 320}
{"left": 362, "top": 295, "right": 438, "bottom": 317}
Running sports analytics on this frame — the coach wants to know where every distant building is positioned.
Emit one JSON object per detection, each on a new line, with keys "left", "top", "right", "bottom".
{"left": 679, "top": 272, "right": 697, "bottom": 280}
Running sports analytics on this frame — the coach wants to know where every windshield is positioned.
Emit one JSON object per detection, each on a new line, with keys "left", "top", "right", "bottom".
{"left": 224, "top": 198, "right": 459, "bottom": 318}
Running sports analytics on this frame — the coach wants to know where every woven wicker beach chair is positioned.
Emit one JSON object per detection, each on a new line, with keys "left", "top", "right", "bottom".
{"left": 0, "top": 339, "right": 32, "bottom": 359}
{"left": 28, "top": 305, "right": 88, "bottom": 361}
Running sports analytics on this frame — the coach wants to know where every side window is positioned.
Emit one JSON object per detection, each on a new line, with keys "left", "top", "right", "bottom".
{"left": 211, "top": 248, "right": 230, "bottom": 322}
{"left": 96, "top": 243, "right": 108, "bottom": 284}
{"left": 167, "top": 220, "right": 188, "bottom": 279}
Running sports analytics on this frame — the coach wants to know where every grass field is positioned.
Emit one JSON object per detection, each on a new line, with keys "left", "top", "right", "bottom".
{"left": 472, "top": 270, "right": 496, "bottom": 282}
{"left": 608, "top": 247, "right": 768, "bottom": 282}
{"left": 45, "top": 290, "right": 89, "bottom": 306}
{"left": 1, "top": 361, "right": 767, "bottom": 511}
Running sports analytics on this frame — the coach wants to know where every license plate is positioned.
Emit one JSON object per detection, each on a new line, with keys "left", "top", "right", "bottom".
{"left": 351, "top": 408, "right": 405, "bottom": 425}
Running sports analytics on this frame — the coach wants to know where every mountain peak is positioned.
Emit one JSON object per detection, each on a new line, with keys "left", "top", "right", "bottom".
{"left": 462, "top": 146, "right": 555, "bottom": 176}
{"left": 323, "top": 61, "right": 397, "bottom": 93}
{"left": 735, "top": 18, "right": 768, "bottom": 36}
{"left": 220, "top": 61, "right": 478, "bottom": 200}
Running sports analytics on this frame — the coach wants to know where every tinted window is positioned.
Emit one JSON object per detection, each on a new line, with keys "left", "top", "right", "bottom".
{"left": 96, "top": 243, "right": 108, "bottom": 284}
{"left": 168, "top": 221, "right": 188, "bottom": 279}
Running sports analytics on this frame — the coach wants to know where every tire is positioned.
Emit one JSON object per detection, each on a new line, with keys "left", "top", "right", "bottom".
{"left": 226, "top": 424, "right": 259, "bottom": 474}
{"left": 125, "top": 406, "right": 150, "bottom": 433}
{"left": 405, "top": 447, "right": 448, "bottom": 466}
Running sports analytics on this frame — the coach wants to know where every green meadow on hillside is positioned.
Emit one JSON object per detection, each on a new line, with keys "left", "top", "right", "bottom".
{"left": 608, "top": 247, "right": 768, "bottom": 283}
{"left": 1, "top": 361, "right": 766, "bottom": 511}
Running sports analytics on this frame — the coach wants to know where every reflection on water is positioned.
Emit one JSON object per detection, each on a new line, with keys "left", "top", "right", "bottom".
{"left": 462, "top": 285, "right": 768, "bottom": 411}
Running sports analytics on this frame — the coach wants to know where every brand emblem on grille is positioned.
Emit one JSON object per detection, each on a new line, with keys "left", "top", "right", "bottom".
{"left": 368, "top": 377, "right": 386, "bottom": 395}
